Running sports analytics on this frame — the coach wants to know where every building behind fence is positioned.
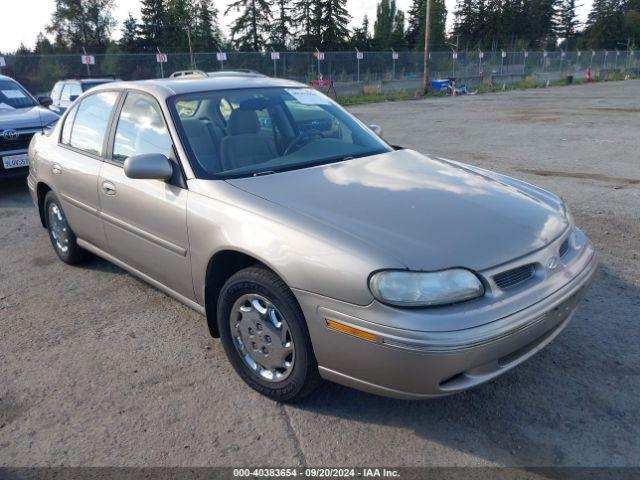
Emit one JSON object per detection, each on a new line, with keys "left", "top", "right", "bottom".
{"left": 1, "top": 49, "right": 638, "bottom": 95}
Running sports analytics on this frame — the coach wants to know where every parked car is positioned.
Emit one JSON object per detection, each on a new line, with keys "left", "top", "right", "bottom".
{"left": 0, "top": 74, "right": 58, "bottom": 180}
{"left": 27, "top": 76, "right": 597, "bottom": 402}
{"left": 50, "top": 77, "right": 117, "bottom": 114}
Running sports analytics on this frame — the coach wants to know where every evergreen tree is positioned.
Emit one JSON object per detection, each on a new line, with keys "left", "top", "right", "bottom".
{"left": 581, "top": 0, "right": 627, "bottom": 48}
{"left": 46, "top": 0, "right": 116, "bottom": 52}
{"left": 312, "top": 0, "right": 324, "bottom": 45}
{"left": 390, "top": 10, "right": 407, "bottom": 49}
{"left": 320, "top": 0, "right": 350, "bottom": 49}
{"left": 623, "top": 5, "right": 640, "bottom": 48}
{"left": 140, "top": 0, "right": 168, "bottom": 50}
{"left": 225, "top": 0, "right": 272, "bottom": 50}
{"left": 165, "top": 0, "right": 194, "bottom": 51}
{"left": 557, "top": 0, "right": 580, "bottom": 47}
{"left": 406, "top": 0, "right": 447, "bottom": 50}
{"left": 192, "top": 0, "right": 222, "bottom": 50}
{"left": 292, "top": 0, "right": 315, "bottom": 48}
{"left": 350, "top": 15, "right": 373, "bottom": 49}
{"left": 271, "top": 0, "right": 294, "bottom": 49}
{"left": 120, "top": 13, "right": 140, "bottom": 52}
{"left": 34, "top": 33, "right": 56, "bottom": 54}
{"left": 453, "top": 0, "right": 479, "bottom": 49}
{"left": 373, "top": 0, "right": 396, "bottom": 49}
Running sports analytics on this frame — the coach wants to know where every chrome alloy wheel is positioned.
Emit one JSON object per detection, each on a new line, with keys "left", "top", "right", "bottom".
{"left": 230, "top": 294, "right": 295, "bottom": 382}
{"left": 48, "top": 203, "right": 70, "bottom": 254}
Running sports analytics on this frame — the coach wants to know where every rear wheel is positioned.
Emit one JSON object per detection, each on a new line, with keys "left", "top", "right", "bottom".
{"left": 217, "top": 266, "right": 322, "bottom": 402}
{"left": 44, "top": 191, "right": 90, "bottom": 265}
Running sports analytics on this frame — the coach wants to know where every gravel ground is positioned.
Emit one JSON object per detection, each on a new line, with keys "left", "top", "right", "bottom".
{"left": 1, "top": 80, "right": 639, "bottom": 468}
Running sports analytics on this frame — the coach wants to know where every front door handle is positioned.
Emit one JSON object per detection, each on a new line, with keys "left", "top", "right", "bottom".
{"left": 52, "top": 163, "right": 62, "bottom": 175}
{"left": 101, "top": 180, "right": 117, "bottom": 195}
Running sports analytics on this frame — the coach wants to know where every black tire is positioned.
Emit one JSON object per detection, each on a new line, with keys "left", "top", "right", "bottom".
{"left": 217, "top": 266, "right": 322, "bottom": 402}
{"left": 44, "top": 191, "right": 90, "bottom": 265}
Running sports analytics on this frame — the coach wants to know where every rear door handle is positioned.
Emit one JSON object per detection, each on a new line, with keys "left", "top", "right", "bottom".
{"left": 52, "top": 163, "right": 62, "bottom": 175}
{"left": 101, "top": 180, "right": 117, "bottom": 195}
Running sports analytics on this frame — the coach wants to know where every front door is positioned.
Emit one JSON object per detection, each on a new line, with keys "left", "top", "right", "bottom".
{"left": 98, "top": 91, "right": 194, "bottom": 300}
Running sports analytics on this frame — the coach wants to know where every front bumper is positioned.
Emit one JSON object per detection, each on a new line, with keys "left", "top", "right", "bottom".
{"left": 294, "top": 234, "right": 597, "bottom": 399}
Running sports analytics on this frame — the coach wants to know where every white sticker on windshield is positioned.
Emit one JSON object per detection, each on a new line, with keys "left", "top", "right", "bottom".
{"left": 0, "top": 102, "right": 15, "bottom": 110}
{"left": 285, "top": 88, "right": 331, "bottom": 105}
{"left": 2, "top": 90, "right": 27, "bottom": 99}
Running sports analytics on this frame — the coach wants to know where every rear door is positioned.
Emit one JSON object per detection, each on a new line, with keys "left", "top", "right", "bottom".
{"left": 55, "top": 90, "right": 120, "bottom": 247}
{"left": 98, "top": 90, "right": 194, "bottom": 300}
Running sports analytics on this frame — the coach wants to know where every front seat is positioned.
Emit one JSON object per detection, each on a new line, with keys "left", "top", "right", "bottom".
{"left": 220, "top": 109, "right": 276, "bottom": 171}
{"left": 181, "top": 118, "right": 222, "bottom": 174}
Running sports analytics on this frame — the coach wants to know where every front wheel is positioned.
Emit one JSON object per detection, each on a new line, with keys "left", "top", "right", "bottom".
{"left": 217, "top": 266, "right": 322, "bottom": 402}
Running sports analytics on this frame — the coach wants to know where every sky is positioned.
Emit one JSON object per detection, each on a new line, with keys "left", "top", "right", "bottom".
{"left": 0, "top": 0, "right": 593, "bottom": 53}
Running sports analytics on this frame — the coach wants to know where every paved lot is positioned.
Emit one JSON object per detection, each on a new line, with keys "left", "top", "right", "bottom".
{"left": 1, "top": 80, "right": 639, "bottom": 468}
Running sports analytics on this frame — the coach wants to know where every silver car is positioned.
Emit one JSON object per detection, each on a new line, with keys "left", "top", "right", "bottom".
{"left": 27, "top": 76, "right": 597, "bottom": 401}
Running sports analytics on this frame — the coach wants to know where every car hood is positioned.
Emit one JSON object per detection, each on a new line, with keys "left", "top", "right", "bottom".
{"left": 227, "top": 149, "right": 568, "bottom": 272}
{"left": 0, "top": 105, "right": 59, "bottom": 129}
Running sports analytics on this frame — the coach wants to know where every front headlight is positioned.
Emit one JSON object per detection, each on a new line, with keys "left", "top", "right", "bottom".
{"left": 369, "top": 269, "right": 485, "bottom": 307}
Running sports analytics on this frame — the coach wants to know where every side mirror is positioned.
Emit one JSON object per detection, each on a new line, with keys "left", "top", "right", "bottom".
{"left": 69, "top": 95, "right": 79, "bottom": 102}
{"left": 37, "top": 95, "right": 53, "bottom": 107}
{"left": 369, "top": 124, "right": 383, "bottom": 138}
{"left": 124, "top": 153, "right": 173, "bottom": 181}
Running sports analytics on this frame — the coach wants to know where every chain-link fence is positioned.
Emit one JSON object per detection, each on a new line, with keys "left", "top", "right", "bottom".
{"left": 1, "top": 49, "right": 639, "bottom": 95}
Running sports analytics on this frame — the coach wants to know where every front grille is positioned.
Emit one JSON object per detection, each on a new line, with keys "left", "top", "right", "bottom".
{"left": 494, "top": 264, "right": 535, "bottom": 290}
{"left": 559, "top": 238, "right": 570, "bottom": 257}
{"left": 0, "top": 131, "right": 34, "bottom": 152}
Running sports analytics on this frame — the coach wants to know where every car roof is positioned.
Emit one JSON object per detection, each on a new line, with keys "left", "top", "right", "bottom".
{"left": 89, "top": 76, "right": 308, "bottom": 99}
{"left": 56, "top": 78, "right": 117, "bottom": 84}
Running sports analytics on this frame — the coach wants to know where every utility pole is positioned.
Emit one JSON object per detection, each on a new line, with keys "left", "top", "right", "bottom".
{"left": 186, "top": 25, "right": 194, "bottom": 69}
{"left": 315, "top": 48, "right": 322, "bottom": 80}
{"left": 422, "top": 0, "right": 432, "bottom": 93}
{"left": 82, "top": 46, "right": 91, "bottom": 77}
{"left": 157, "top": 47, "right": 165, "bottom": 78}
{"left": 391, "top": 48, "right": 396, "bottom": 79}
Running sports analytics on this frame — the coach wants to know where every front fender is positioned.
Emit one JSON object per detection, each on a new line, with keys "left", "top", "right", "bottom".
{"left": 186, "top": 179, "right": 405, "bottom": 307}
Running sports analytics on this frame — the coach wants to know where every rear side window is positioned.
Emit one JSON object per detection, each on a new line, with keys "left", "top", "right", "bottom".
{"left": 112, "top": 92, "right": 172, "bottom": 162}
{"left": 60, "top": 84, "right": 72, "bottom": 101}
{"left": 61, "top": 104, "right": 79, "bottom": 144}
{"left": 68, "top": 91, "right": 119, "bottom": 156}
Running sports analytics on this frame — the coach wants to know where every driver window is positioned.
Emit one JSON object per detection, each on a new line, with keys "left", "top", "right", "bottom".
{"left": 112, "top": 92, "right": 173, "bottom": 163}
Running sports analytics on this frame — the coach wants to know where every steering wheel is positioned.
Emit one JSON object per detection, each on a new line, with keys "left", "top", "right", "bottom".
{"left": 283, "top": 129, "right": 323, "bottom": 156}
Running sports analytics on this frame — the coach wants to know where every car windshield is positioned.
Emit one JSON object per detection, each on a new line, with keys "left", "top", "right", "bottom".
{"left": 0, "top": 80, "right": 37, "bottom": 109}
{"left": 169, "top": 87, "right": 392, "bottom": 178}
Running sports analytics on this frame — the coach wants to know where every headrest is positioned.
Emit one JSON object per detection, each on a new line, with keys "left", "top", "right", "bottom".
{"left": 227, "top": 109, "right": 260, "bottom": 135}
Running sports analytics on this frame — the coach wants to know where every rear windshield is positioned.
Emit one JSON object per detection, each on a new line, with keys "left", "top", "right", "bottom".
{"left": 81, "top": 80, "right": 114, "bottom": 92}
{"left": 0, "top": 80, "right": 36, "bottom": 109}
